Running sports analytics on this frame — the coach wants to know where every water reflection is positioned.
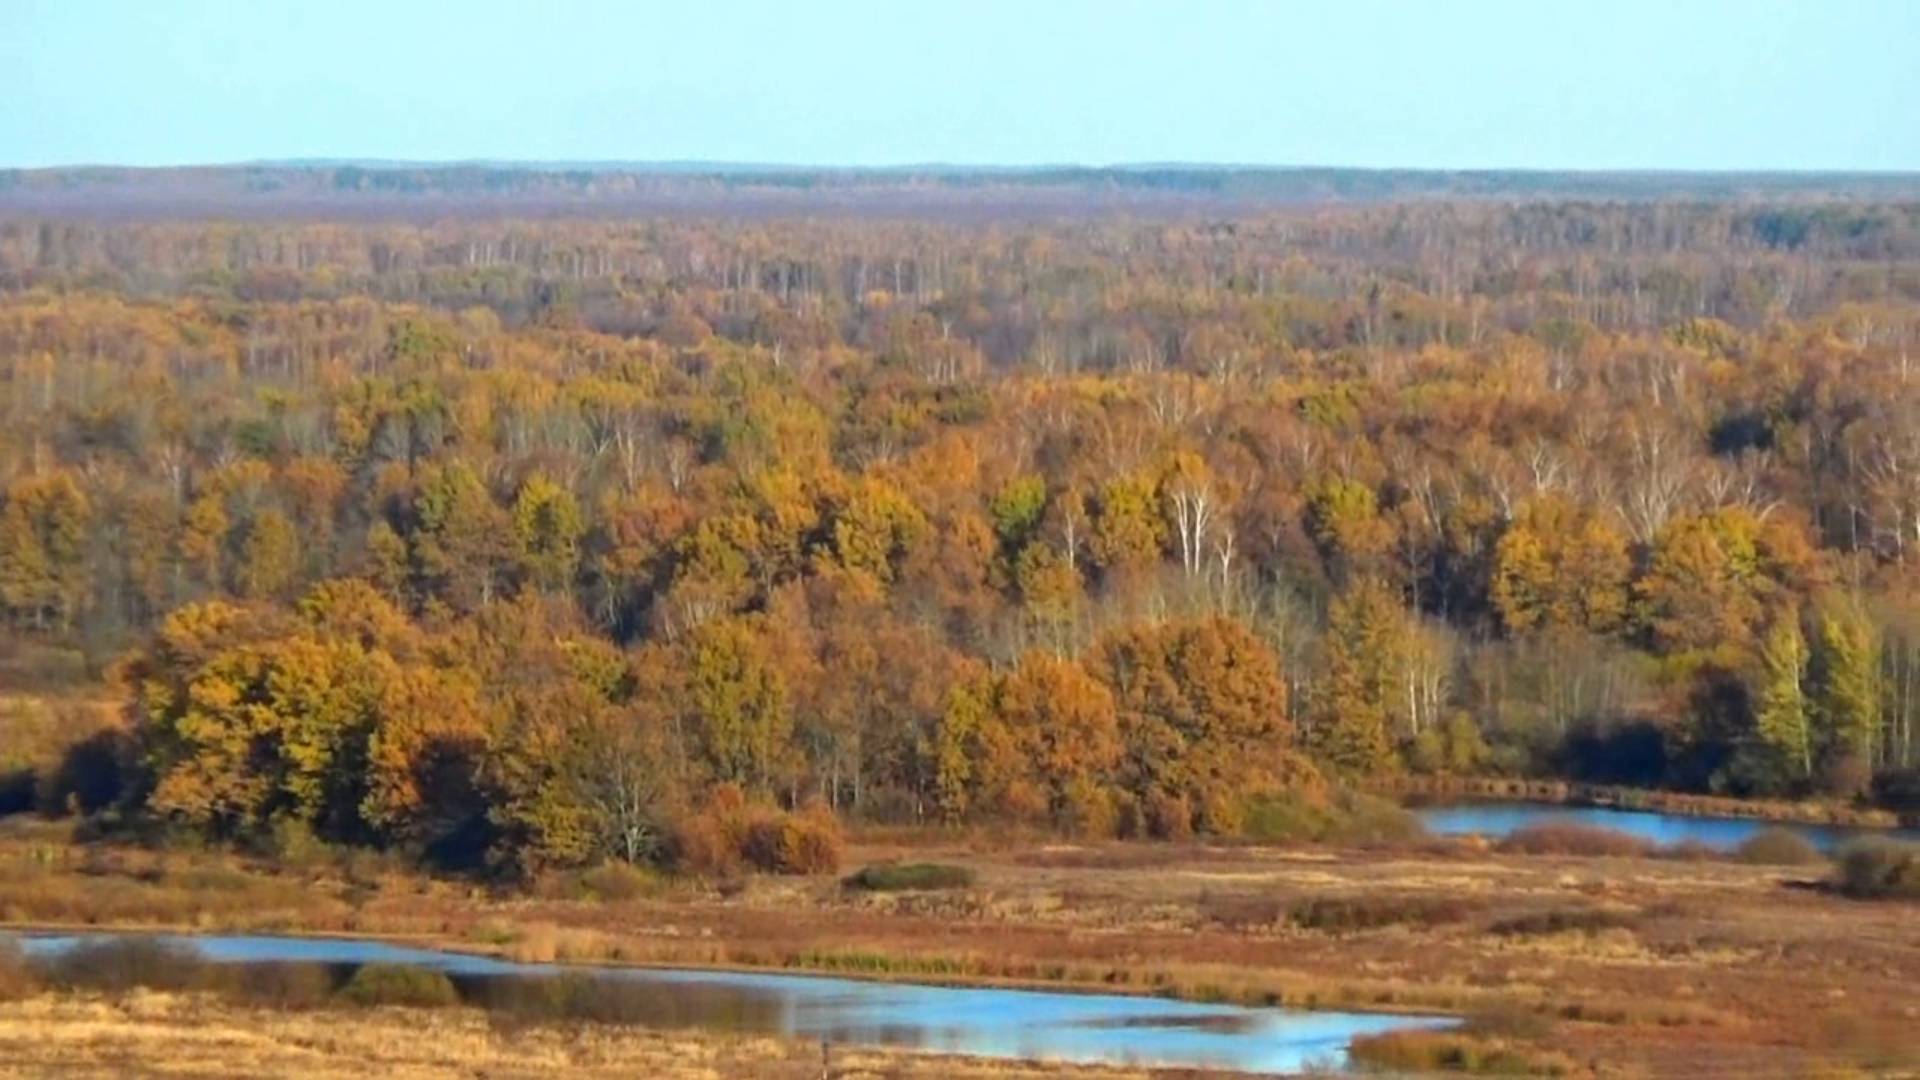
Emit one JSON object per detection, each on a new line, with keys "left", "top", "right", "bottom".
{"left": 7, "top": 931, "right": 1454, "bottom": 1073}
{"left": 457, "top": 970, "right": 787, "bottom": 1031}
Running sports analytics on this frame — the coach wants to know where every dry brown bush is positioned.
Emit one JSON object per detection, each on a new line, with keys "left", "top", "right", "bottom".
{"left": 1496, "top": 823, "right": 1652, "bottom": 857}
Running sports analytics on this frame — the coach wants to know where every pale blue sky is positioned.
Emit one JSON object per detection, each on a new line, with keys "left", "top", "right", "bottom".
{"left": 3, "top": 0, "right": 1916, "bottom": 170}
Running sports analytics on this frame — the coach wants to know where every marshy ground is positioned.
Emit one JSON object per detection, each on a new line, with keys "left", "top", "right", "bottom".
{"left": 0, "top": 818, "right": 1915, "bottom": 1077}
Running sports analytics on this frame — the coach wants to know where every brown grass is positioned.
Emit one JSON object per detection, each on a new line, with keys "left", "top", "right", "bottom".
{"left": 1348, "top": 1028, "right": 1574, "bottom": 1075}
{"left": 2, "top": 818, "right": 1918, "bottom": 1076}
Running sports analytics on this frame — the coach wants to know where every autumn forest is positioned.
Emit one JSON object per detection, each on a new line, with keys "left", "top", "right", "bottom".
{"left": 4, "top": 190, "right": 1920, "bottom": 875}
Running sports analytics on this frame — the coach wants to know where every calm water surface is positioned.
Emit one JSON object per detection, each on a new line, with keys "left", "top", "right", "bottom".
{"left": 1415, "top": 800, "right": 1920, "bottom": 852}
{"left": 5, "top": 931, "right": 1454, "bottom": 1074}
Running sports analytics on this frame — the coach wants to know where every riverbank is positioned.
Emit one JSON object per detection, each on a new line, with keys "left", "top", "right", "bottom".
{"left": 2, "top": 818, "right": 1917, "bottom": 1076}
{"left": 1371, "top": 774, "right": 1911, "bottom": 829}
{"left": 0, "top": 917, "right": 1468, "bottom": 1026}
{"left": 4, "top": 931, "right": 1452, "bottom": 1074}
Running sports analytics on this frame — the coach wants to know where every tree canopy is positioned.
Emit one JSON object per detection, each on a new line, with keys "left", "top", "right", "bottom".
{"left": 3, "top": 201, "right": 1919, "bottom": 869}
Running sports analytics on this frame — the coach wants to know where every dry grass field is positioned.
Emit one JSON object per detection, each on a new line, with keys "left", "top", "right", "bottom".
{"left": 0, "top": 817, "right": 1916, "bottom": 1076}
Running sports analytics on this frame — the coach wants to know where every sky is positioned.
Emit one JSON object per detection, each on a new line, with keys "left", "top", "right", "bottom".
{"left": 3, "top": 0, "right": 1917, "bottom": 171}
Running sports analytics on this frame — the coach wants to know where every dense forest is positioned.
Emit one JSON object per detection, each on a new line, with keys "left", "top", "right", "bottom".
{"left": 3, "top": 195, "right": 1920, "bottom": 873}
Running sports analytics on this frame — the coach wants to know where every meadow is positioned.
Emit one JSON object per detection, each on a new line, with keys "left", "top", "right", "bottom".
{"left": 1, "top": 810, "right": 1915, "bottom": 1076}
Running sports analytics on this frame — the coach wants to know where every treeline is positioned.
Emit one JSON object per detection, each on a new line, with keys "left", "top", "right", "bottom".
{"left": 118, "top": 582, "right": 1300, "bottom": 872}
{"left": 2, "top": 202, "right": 1920, "bottom": 871}
{"left": 5, "top": 164, "right": 1919, "bottom": 218}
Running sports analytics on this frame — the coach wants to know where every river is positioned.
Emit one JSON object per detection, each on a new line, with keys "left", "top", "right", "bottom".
{"left": 3, "top": 931, "right": 1454, "bottom": 1074}
{"left": 1413, "top": 800, "right": 1920, "bottom": 852}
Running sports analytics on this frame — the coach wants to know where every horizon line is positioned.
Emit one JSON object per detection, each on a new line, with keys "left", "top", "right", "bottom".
{"left": 9, "top": 159, "right": 1920, "bottom": 178}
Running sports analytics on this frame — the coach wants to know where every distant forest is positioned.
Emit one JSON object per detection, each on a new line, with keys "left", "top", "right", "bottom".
{"left": 5, "top": 163, "right": 1920, "bottom": 220}
{"left": 2, "top": 185, "right": 1919, "bottom": 871}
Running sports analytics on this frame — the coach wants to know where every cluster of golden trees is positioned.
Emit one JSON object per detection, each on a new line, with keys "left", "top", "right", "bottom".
{"left": 2, "top": 202, "right": 1920, "bottom": 866}
{"left": 128, "top": 577, "right": 1301, "bottom": 869}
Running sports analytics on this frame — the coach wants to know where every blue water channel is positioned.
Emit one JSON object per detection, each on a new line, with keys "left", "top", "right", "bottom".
{"left": 3, "top": 931, "right": 1455, "bottom": 1074}
{"left": 1414, "top": 800, "right": 1920, "bottom": 852}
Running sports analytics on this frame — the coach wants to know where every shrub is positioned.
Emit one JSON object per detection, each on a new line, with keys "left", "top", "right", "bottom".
{"left": 1467, "top": 1002, "right": 1554, "bottom": 1041}
{"left": 1288, "top": 894, "right": 1474, "bottom": 933}
{"left": 252, "top": 816, "right": 333, "bottom": 869}
{"left": 41, "top": 937, "right": 207, "bottom": 993}
{"left": 1733, "top": 828, "right": 1826, "bottom": 866}
{"left": 843, "top": 862, "right": 976, "bottom": 892}
{"left": 739, "top": 816, "right": 788, "bottom": 873}
{"left": 672, "top": 805, "right": 744, "bottom": 877}
{"left": 1196, "top": 891, "right": 1287, "bottom": 930}
{"left": 1349, "top": 1029, "right": 1568, "bottom": 1075}
{"left": 578, "top": 861, "right": 662, "bottom": 902}
{"left": 1833, "top": 838, "right": 1920, "bottom": 900}
{"left": 1240, "top": 789, "right": 1427, "bottom": 846}
{"left": 1328, "top": 791, "right": 1428, "bottom": 844}
{"left": 742, "top": 802, "right": 843, "bottom": 874}
{"left": 676, "top": 792, "right": 843, "bottom": 876}
{"left": 210, "top": 961, "right": 338, "bottom": 1008}
{"left": 1489, "top": 906, "right": 1638, "bottom": 937}
{"left": 1496, "top": 824, "right": 1651, "bottom": 858}
{"left": 1239, "top": 791, "right": 1328, "bottom": 842}
{"left": 337, "top": 963, "right": 461, "bottom": 1008}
